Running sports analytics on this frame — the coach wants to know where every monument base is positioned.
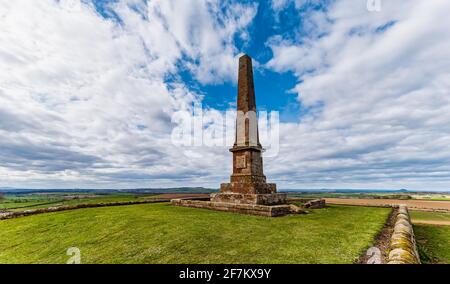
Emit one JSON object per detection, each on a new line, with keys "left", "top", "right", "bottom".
{"left": 210, "top": 192, "right": 287, "bottom": 205}
{"left": 171, "top": 198, "right": 293, "bottom": 217}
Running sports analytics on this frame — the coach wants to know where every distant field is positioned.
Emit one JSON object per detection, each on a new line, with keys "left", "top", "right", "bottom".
{"left": 324, "top": 198, "right": 450, "bottom": 212}
{"left": 0, "top": 194, "right": 60, "bottom": 210}
{"left": 287, "top": 192, "right": 450, "bottom": 201}
{"left": 287, "top": 193, "right": 410, "bottom": 200}
{"left": 410, "top": 211, "right": 450, "bottom": 222}
{"left": 3, "top": 192, "right": 448, "bottom": 213}
{"left": 423, "top": 198, "right": 450, "bottom": 201}
{"left": 411, "top": 194, "right": 450, "bottom": 201}
{"left": 0, "top": 193, "right": 158, "bottom": 212}
{"left": 0, "top": 203, "right": 390, "bottom": 264}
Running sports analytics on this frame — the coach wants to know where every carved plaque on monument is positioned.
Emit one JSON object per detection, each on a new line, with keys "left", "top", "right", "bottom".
{"left": 236, "top": 155, "right": 246, "bottom": 169}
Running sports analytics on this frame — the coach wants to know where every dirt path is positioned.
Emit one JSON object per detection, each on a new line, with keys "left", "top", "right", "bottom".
{"left": 411, "top": 220, "right": 450, "bottom": 226}
{"left": 324, "top": 198, "right": 450, "bottom": 212}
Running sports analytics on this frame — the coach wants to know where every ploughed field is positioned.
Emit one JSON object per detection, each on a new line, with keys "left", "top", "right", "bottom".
{"left": 0, "top": 203, "right": 390, "bottom": 264}
{"left": 324, "top": 198, "right": 450, "bottom": 212}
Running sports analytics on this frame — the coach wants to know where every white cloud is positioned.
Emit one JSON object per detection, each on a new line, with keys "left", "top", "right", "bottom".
{"left": 141, "top": 0, "right": 258, "bottom": 84}
{"left": 0, "top": 0, "right": 256, "bottom": 188}
{"left": 265, "top": 0, "right": 450, "bottom": 189}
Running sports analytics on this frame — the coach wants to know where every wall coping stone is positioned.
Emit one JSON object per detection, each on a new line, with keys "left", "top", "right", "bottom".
{"left": 387, "top": 205, "right": 420, "bottom": 264}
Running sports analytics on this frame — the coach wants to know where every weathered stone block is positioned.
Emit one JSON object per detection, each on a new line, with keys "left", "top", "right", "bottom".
{"left": 388, "top": 248, "right": 417, "bottom": 264}
{"left": 303, "top": 199, "right": 326, "bottom": 209}
{"left": 171, "top": 198, "right": 292, "bottom": 217}
{"left": 387, "top": 205, "right": 420, "bottom": 264}
{"left": 220, "top": 181, "right": 276, "bottom": 195}
{"left": 289, "top": 204, "right": 307, "bottom": 214}
{"left": 211, "top": 192, "right": 287, "bottom": 205}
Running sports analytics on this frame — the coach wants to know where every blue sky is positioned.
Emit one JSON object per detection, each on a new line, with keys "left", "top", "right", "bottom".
{"left": 1, "top": 0, "right": 450, "bottom": 190}
{"left": 93, "top": 0, "right": 305, "bottom": 120}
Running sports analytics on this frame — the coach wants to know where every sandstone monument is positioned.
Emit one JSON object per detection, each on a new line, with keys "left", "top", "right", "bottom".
{"left": 172, "top": 54, "right": 292, "bottom": 216}
{"left": 211, "top": 55, "right": 287, "bottom": 206}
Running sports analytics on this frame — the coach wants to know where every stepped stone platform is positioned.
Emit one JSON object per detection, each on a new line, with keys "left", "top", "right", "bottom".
{"left": 171, "top": 198, "right": 293, "bottom": 217}
{"left": 210, "top": 192, "right": 287, "bottom": 205}
{"left": 172, "top": 54, "right": 323, "bottom": 217}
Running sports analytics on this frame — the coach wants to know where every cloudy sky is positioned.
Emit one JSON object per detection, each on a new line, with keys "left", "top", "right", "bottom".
{"left": 1, "top": 0, "right": 450, "bottom": 190}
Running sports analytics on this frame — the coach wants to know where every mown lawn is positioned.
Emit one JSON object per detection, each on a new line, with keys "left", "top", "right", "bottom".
{"left": 0, "top": 203, "right": 390, "bottom": 264}
{"left": 0, "top": 194, "right": 61, "bottom": 210}
{"left": 412, "top": 210, "right": 450, "bottom": 265}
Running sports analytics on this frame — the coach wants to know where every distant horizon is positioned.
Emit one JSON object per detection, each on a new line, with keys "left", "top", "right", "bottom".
{"left": 1, "top": 187, "right": 450, "bottom": 193}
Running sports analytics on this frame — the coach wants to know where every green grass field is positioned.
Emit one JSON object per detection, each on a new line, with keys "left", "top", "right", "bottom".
{"left": 410, "top": 211, "right": 450, "bottom": 222}
{"left": 0, "top": 203, "right": 390, "bottom": 264}
{"left": 415, "top": 225, "right": 450, "bottom": 264}
{"left": 0, "top": 194, "right": 61, "bottom": 210}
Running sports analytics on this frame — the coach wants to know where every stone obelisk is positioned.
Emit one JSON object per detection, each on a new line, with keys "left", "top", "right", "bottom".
{"left": 172, "top": 54, "right": 294, "bottom": 216}
{"left": 211, "top": 54, "right": 287, "bottom": 205}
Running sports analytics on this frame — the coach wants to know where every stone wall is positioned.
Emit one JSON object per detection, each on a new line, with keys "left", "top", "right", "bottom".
{"left": 387, "top": 205, "right": 421, "bottom": 264}
{"left": 0, "top": 199, "right": 169, "bottom": 220}
{"left": 171, "top": 198, "right": 292, "bottom": 217}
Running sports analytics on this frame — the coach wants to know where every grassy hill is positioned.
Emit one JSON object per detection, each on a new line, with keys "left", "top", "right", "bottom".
{"left": 0, "top": 203, "right": 390, "bottom": 264}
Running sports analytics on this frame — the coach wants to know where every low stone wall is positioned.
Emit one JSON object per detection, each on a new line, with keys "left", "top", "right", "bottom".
{"left": 304, "top": 199, "right": 326, "bottom": 209}
{"left": 287, "top": 198, "right": 326, "bottom": 209}
{"left": 287, "top": 198, "right": 314, "bottom": 203}
{"left": 387, "top": 205, "right": 421, "bottom": 264}
{"left": 0, "top": 199, "right": 169, "bottom": 220}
